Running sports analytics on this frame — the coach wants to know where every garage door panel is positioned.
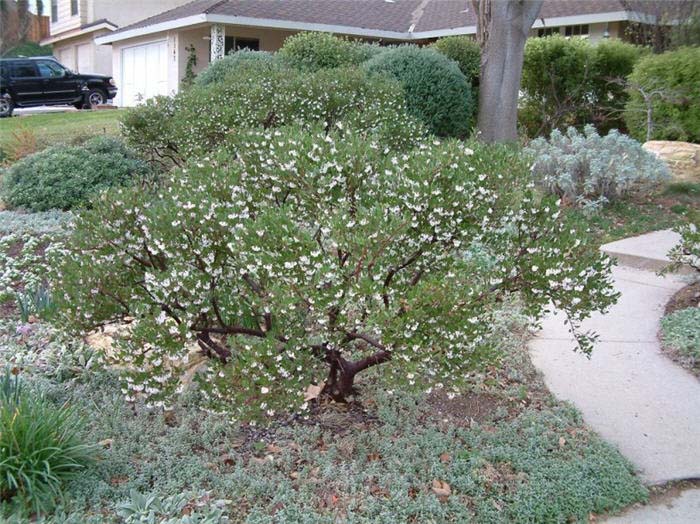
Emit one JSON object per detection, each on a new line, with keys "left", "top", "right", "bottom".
{"left": 77, "top": 44, "right": 92, "bottom": 73}
{"left": 120, "top": 40, "right": 168, "bottom": 107}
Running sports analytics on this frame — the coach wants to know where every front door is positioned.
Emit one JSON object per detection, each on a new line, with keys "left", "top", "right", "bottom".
{"left": 7, "top": 61, "right": 43, "bottom": 105}
{"left": 36, "top": 60, "right": 80, "bottom": 103}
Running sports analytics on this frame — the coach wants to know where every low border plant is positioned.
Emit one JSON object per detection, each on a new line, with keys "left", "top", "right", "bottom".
{"left": 0, "top": 369, "right": 96, "bottom": 516}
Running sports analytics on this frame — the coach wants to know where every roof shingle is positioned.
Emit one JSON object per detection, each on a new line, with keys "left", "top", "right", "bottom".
{"left": 105, "top": 0, "right": 683, "bottom": 41}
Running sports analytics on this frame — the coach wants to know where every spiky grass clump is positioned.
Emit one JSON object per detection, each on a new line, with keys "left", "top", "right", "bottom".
{"left": 0, "top": 370, "right": 96, "bottom": 516}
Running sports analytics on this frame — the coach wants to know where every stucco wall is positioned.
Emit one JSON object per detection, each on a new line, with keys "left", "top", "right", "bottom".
{"left": 53, "top": 29, "right": 112, "bottom": 75}
{"left": 50, "top": 0, "right": 87, "bottom": 36}
{"left": 88, "top": 0, "right": 192, "bottom": 30}
{"left": 176, "top": 25, "right": 297, "bottom": 80}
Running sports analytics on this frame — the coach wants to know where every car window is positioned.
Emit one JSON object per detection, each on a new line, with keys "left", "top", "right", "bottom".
{"left": 9, "top": 63, "right": 38, "bottom": 78}
{"left": 36, "top": 61, "right": 66, "bottom": 78}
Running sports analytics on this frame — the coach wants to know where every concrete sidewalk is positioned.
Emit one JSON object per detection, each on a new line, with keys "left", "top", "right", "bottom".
{"left": 604, "top": 488, "right": 700, "bottom": 524}
{"left": 601, "top": 229, "right": 694, "bottom": 275}
{"left": 529, "top": 265, "right": 698, "bottom": 484}
{"left": 528, "top": 229, "right": 700, "bottom": 520}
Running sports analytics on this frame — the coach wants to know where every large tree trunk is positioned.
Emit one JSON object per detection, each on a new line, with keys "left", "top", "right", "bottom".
{"left": 473, "top": 0, "right": 543, "bottom": 143}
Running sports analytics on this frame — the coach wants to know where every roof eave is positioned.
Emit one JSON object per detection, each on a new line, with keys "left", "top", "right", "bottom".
{"left": 96, "top": 14, "right": 208, "bottom": 45}
{"left": 95, "top": 9, "right": 643, "bottom": 46}
{"left": 42, "top": 21, "right": 119, "bottom": 46}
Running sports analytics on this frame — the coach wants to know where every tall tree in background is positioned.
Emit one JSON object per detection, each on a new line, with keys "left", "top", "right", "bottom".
{"left": 0, "top": 0, "right": 47, "bottom": 55}
{"left": 0, "top": 0, "right": 21, "bottom": 54}
{"left": 621, "top": 0, "right": 699, "bottom": 53}
{"left": 472, "top": 0, "right": 543, "bottom": 143}
{"left": 16, "top": 0, "right": 30, "bottom": 41}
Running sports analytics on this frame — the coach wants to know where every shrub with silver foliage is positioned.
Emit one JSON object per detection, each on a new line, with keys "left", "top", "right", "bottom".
{"left": 526, "top": 125, "right": 670, "bottom": 210}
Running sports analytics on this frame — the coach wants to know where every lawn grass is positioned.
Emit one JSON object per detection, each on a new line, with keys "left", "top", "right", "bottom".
{"left": 0, "top": 110, "right": 123, "bottom": 154}
{"left": 564, "top": 182, "right": 700, "bottom": 245}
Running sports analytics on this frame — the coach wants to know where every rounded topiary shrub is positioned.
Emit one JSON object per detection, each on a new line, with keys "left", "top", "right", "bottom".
{"left": 363, "top": 45, "right": 474, "bottom": 137}
{"left": 278, "top": 32, "right": 375, "bottom": 71}
{"left": 431, "top": 36, "right": 481, "bottom": 88}
{"left": 1, "top": 136, "right": 150, "bottom": 212}
{"left": 624, "top": 46, "right": 700, "bottom": 143}
{"left": 194, "top": 49, "right": 275, "bottom": 86}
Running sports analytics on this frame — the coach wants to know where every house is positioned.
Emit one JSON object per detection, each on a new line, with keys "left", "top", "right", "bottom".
{"left": 93, "top": 0, "right": 684, "bottom": 107}
{"left": 40, "top": 0, "right": 192, "bottom": 76}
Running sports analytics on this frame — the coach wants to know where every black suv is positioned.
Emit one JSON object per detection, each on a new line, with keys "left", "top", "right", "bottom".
{"left": 0, "top": 56, "right": 118, "bottom": 117}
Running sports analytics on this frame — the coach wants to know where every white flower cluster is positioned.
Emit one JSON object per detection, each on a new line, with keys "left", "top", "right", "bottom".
{"left": 55, "top": 125, "right": 618, "bottom": 421}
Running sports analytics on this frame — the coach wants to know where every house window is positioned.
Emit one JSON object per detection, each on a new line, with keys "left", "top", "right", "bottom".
{"left": 537, "top": 27, "right": 560, "bottom": 37}
{"left": 51, "top": 0, "right": 58, "bottom": 22}
{"left": 564, "top": 24, "right": 589, "bottom": 37}
{"left": 224, "top": 36, "right": 260, "bottom": 54}
{"left": 71, "top": 0, "right": 79, "bottom": 16}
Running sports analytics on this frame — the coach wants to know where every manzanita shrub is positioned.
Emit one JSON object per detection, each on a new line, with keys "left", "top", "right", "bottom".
{"left": 278, "top": 32, "right": 381, "bottom": 71}
{"left": 664, "top": 212, "right": 700, "bottom": 274}
{"left": 52, "top": 125, "right": 618, "bottom": 421}
{"left": 121, "top": 65, "right": 423, "bottom": 168}
{"left": 194, "top": 49, "right": 275, "bottom": 87}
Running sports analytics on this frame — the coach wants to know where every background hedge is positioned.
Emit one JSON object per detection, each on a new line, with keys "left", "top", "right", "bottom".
{"left": 624, "top": 46, "right": 700, "bottom": 143}
{"left": 364, "top": 45, "right": 475, "bottom": 138}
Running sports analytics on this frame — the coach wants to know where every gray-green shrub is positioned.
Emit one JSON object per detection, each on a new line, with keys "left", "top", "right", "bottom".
{"left": 1, "top": 136, "right": 150, "bottom": 212}
{"left": 526, "top": 125, "right": 670, "bottom": 210}
{"left": 624, "top": 47, "right": 700, "bottom": 143}
{"left": 364, "top": 45, "right": 475, "bottom": 137}
{"left": 194, "top": 49, "right": 275, "bottom": 87}
{"left": 661, "top": 307, "right": 700, "bottom": 364}
{"left": 278, "top": 31, "right": 377, "bottom": 71}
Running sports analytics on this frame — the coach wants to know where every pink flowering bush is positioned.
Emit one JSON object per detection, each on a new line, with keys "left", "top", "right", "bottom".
{"left": 51, "top": 125, "right": 618, "bottom": 420}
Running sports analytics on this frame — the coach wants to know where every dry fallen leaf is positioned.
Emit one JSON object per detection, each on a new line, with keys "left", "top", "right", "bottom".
{"left": 304, "top": 383, "right": 324, "bottom": 401}
{"left": 431, "top": 479, "right": 451, "bottom": 498}
{"left": 250, "top": 455, "right": 274, "bottom": 466}
{"left": 266, "top": 443, "right": 283, "bottom": 454}
{"left": 98, "top": 438, "right": 113, "bottom": 449}
{"left": 439, "top": 452, "right": 451, "bottom": 464}
{"left": 559, "top": 436, "right": 567, "bottom": 448}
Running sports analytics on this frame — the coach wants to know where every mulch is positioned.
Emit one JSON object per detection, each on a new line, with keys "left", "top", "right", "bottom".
{"left": 664, "top": 281, "right": 700, "bottom": 315}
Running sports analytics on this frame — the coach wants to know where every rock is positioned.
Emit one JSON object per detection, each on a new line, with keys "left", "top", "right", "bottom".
{"left": 643, "top": 141, "right": 700, "bottom": 182}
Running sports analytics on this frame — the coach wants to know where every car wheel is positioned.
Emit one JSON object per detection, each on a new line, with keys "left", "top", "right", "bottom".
{"left": 0, "top": 96, "right": 14, "bottom": 118}
{"left": 87, "top": 88, "right": 106, "bottom": 107}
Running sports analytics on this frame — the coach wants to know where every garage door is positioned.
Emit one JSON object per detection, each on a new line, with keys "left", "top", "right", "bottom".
{"left": 77, "top": 44, "right": 92, "bottom": 73}
{"left": 120, "top": 40, "right": 168, "bottom": 107}
{"left": 57, "top": 47, "right": 76, "bottom": 71}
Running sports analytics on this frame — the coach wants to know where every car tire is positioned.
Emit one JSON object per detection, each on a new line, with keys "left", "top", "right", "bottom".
{"left": 87, "top": 88, "right": 106, "bottom": 107}
{"left": 0, "top": 96, "right": 14, "bottom": 118}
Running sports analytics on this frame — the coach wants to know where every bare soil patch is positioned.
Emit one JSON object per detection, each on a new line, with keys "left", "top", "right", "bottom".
{"left": 664, "top": 281, "right": 700, "bottom": 315}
